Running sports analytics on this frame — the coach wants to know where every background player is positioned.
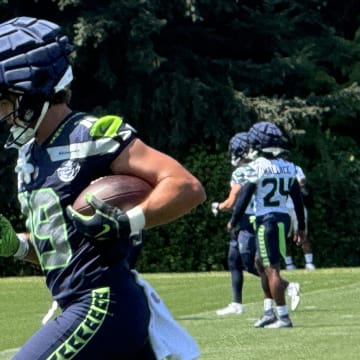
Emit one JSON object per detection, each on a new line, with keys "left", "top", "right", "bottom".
{"left": 230, "top": 122, "right": 305, "bottom": 328}
{"left": 212, "top": 132, "right": 258, "bottom": 315}
{"left": 285, "top": 163, "right": 316, "bottom": 270}
{"left": 0, "top": 16, "right": 205, "bottom": 359}
{"left": 213, "top": 131, "right": 300, "bottom": 316}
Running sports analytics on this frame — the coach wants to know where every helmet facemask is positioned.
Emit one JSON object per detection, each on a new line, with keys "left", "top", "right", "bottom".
{"left": 228, "top": 132, "right": 249, "bottom": 167}
{"left": 3, "top": 94, "right": 49, "bottom": 149}
{"left": 2, "top": 65, "right": 73, "bottom": 149}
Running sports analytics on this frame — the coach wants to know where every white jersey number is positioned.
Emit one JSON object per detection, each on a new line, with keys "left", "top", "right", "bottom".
{"left": 18, "top": 189, "right": 72, "bottom": 271}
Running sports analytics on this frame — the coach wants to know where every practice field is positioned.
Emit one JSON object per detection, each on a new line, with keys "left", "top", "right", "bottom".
{"left": 1, "top": 268, "right": 359, "bottom": 360}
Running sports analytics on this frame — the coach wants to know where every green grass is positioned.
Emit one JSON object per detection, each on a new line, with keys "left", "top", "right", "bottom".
{"left": 1, "top": 268, "right": 360, "bottom": 359}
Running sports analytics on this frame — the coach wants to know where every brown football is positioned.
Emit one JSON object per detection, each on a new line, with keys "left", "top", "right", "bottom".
{"left": 73, "top": 175, "right": 152, "bottom": 215}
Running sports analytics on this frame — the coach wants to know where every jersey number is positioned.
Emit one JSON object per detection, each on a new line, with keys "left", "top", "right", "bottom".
{"left": 262, "top": 177, "right": 291, "bottom": 207}
{"left": 18, "top": 189, "right": 72, "bottom": 271}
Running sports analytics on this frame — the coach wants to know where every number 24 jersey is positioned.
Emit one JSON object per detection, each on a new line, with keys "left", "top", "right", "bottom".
{"left": 242, "top": 157, "right": 298, "bottom": 216}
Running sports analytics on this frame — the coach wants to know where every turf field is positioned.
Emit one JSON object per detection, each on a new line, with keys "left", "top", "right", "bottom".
{"left": 0, "top": 268, "right": 359, "bottom": 360}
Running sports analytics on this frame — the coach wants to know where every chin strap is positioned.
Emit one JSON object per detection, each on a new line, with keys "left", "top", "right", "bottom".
{"left": 15, "top": 142, "right": 35, "bottom": 184}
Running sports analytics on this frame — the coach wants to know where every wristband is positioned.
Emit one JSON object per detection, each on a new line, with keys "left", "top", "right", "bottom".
{"left": 126, "top": 206, "right": 146, "bottom": 234}
{"left": 14, "top": 233, "right": 29, "bottom": 259}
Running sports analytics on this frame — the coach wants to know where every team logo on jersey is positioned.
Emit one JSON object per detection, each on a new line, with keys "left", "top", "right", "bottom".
{"left": 57, "top": 160, "right": 81, "bottom": 182}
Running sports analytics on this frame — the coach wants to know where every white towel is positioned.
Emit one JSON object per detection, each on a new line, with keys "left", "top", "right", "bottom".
{"left": 132, "top": 270, "right": 200, "bottom": 360}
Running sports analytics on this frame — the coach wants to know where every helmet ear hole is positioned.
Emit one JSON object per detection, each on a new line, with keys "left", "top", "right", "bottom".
{"left": 17, "top": 94, "right": 45, "bottom": 124}
{"left": 33, "top": 69, "right": 51, "bottom": 90}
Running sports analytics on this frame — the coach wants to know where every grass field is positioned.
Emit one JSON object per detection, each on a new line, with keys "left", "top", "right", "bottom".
{"left": 1, "top": 268, "right": 359, "bottom": 359}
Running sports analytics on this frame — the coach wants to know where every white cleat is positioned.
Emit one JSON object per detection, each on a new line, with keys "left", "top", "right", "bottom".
{"left": 254, "top": 311, "right": 277, "bottom": 328}
{"left": 286, "top": 264, "right": 297, "bottom": 271}
{"left": 264, "top": 317, "right": 293, "bottom": 328}
{"left": 287, "top": 282, "right": 301, "bottom": 311}
{"left": 216, "top": 302, "right": 244, "bottom": 316}
{"left": 305, "top": 263, "right": 316, "bottom": 270}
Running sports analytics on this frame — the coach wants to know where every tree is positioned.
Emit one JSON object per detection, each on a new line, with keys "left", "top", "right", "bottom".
{"left": 1, "top": 0, "right": 360, "bottom": 272}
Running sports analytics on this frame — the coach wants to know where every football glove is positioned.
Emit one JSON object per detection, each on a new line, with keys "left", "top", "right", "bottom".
{"left": 211, "top": 202, "right": 220, "bottom": 217}
{"left": 0, "top": 214, "right": 20, "bottom": 257}
{"left": 66, "top": 193, "right": 131, "bottom": 242}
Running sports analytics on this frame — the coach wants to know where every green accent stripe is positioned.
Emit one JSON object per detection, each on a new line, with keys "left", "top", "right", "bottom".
{"left": 47, "top": 287, "right": 110, "bottom": 360}
{"left": 90, "top": 115, "right": 123, "bottom": 138}
{"left": 249, "top": 215, "right": 256, "bottom": 231}
{"left": 257, "top": 225, "right": 270, "bottom": 266}
{"left": 277, "top": 222, "right": 286, "bottom": 260}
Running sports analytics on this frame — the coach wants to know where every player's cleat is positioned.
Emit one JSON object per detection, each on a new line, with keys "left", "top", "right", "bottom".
{"left": 265, "top": 316, "right": 293, "bottom": 329}
{"left": 254, "top": 311, "right": 277, "bottom": 327}
{"left": 216, "top": 302, "right": 244, "bottom": 316}
{"left": 286, "top": 264, "right": 297, "bottom": 271}
{"left": 287, "top": 282, "right": 301, "bottom": 311}
{"left": 305, "top": 263, "right": 316, "bottom": 270}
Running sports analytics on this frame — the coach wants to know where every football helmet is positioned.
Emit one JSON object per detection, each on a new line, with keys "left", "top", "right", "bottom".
{"left": 0, "top": 16, "right": 73, "bottom": 148}
{"left": 248, "top": 121, "right": 286, "bottom": 157}
{"left": 228, "top": 132, "right": 249, "bottom": 167}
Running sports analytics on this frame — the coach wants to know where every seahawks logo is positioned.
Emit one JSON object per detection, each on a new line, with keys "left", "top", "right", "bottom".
{"left": 57, "top": 160, "right": 80, "bottom": 182}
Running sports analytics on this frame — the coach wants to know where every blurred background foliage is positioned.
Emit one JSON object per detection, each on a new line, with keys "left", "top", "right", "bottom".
{"left": 1, "top": 0, "right": 360, "bottom": 274}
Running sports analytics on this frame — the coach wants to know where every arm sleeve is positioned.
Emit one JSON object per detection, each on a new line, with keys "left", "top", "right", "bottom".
{"left": 230, "top": 182, "right": 256, "bottom": 227}
{"left": 295, "top": 165, "right": 306, "bottom": 182}
{"left": 289, "top": 179, "right": 305, "bottom": 231}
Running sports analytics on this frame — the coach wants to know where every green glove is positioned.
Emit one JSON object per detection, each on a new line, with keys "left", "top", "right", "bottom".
{"left": 0, "top": 214, "right": 20, "bottom": 257}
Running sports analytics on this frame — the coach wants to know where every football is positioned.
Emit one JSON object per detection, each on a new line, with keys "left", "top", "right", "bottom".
{"left": 73, "top": 175, "right": 152, "bottom": 215}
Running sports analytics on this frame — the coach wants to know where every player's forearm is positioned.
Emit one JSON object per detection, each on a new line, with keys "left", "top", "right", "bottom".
{"left": 141, "top": 176, "right": 206, "bottom": 228}
{"left": 230, "top": 182, "right": 256, "bottom": 227}
{"left": 24, "top": 242, "right": 40, "bottom": 264}
{"left": 290, "top": 182, "right": 305, "bottom": 231}
{"left": 219, "top": 184, "right": 241, "bottom": 211}
{"left": 17, "top": 233, "right": 39, "bottom": 265}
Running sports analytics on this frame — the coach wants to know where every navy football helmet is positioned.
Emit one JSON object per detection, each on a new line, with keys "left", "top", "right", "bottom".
{"left": 228, "top": 132, "right": 249, "bottom": 166}
{"left": 248, "top": 121, "right": 286, "bottom": 157}
{"left": 0, "top": 17, "right": 73, "bottom": 148}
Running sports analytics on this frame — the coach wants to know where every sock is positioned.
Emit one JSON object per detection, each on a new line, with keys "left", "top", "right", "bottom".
{"left": 285, "top": 256, "right": 294, "bottom": 265}
{"left": 264, "top": 298, "right": 273, "bottom": 312}
{"left": 276, "top": 305, "right": 289, "bottom": 318}
{"left": 305, "top": 253, "right": 313, "bottom": 264}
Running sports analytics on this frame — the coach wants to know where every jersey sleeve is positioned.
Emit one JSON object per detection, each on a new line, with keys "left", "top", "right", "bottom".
{"left": 231, "top": 166, "right": 249, "bottom": 186}
{"left": 51, "top": 114, "right": 139, "bottom": 182}
{"left": 76, "top": 114, "right": 137, "bottom": 163}
{"left": 242, "top": 159, "right": 261, "bottom": 184}
{"left": 295, "top": 165, "right": 306, "bottom": 182}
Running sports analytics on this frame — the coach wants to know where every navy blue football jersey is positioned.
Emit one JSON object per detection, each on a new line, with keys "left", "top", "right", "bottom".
{"left": 16, "top": 112, "right": 137, "bottom": 305}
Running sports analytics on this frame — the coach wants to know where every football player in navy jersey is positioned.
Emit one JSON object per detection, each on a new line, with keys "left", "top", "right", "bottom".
{"left": 230, "top": 122, "right": 305, "bottom": 328}
{"left": 0, "top": 17, "right": 205, "bottom": 359}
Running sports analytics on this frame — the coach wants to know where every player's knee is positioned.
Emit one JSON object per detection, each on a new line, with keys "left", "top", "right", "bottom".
{"left": 240, "top": 254, "right": 256, "bottom": 274}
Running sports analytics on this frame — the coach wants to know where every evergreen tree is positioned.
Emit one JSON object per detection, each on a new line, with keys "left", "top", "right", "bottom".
{"left": 1, "top": 0, "right": 360, "bottom": 272}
